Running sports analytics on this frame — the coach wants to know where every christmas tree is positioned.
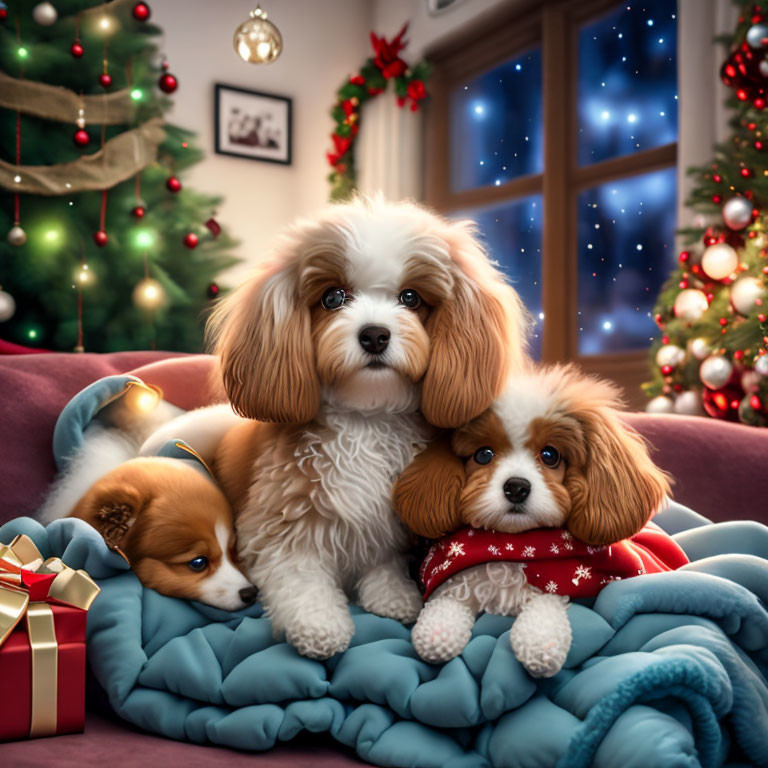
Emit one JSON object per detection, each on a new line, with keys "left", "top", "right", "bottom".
{"left": 0, "top": 0, "right": 238, "bottom": 352}
{"left": 645, "top": 2, "right": 768, "bottom": 426}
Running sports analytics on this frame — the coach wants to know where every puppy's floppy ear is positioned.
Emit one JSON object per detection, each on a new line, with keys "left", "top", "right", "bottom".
{"left": 565, "top": 395, "right": 671, "bottom": 546}
{"left": 207, "top": 259, "right": 320, "bottom": 423}
{"left": 421, "top": 222, "right": 530, "bottom": 428}
{"left": 69, "top": 482, "right": 146, "bottom": 553}
{"left": 393, "top": 437, "right": 465, "bottom": 539}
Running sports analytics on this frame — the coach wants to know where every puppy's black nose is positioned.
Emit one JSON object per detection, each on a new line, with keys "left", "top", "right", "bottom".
{"left": 359, "top": 325, "right": 390, "bottom": 355}
{"left": 504, "top": 477, "right": 531, "bottom": 505}
{"left": 239, "top": 586, "right": 258, "bottom": 605}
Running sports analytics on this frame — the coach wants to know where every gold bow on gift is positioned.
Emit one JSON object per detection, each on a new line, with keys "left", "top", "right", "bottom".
{"left": 0, "top": 534, "right": 100, "bottom": 738}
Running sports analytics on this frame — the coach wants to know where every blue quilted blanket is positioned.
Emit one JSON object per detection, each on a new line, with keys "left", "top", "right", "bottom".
{"left": 2, "top": 504, "right": 767, "bottom": 768}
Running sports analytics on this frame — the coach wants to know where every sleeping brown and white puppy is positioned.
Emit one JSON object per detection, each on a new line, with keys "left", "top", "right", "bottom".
{"left": 155, "top": 195, "right": 530, "bottom": 659}
{"left": 69, "top": 457, "right": 256, "bottom": 610}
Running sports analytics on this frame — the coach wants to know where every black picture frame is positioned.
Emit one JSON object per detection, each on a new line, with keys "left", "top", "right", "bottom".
{"left": 214, "top": 83, "right": 292, "bottom": 165}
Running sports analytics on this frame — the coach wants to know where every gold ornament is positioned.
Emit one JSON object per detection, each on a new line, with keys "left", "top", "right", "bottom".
{"left": 233, "top": 6, "right": 282, "bottom": 64}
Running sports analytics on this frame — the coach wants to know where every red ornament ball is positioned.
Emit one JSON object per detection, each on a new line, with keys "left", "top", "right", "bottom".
{"left": 207, "top": 282, "right": 220, "bottom": 300}
{"left": 741, "top": 167, "right": 752, "bottom": 177}
{"left": 702, "top": 385, "right": 743, "bottom": 421}
{"left": 166, "top": 176, "right": 182, "bottom": 193}
{"left": 93, "top": 230, "right": 108, "bottom": 247}
{"left": 158, "top": 73, "right": 178, "bottom": 94}
{"left": 131, "top": 205, "right": 146, "bottom": 219}
{"left": 660, "top": 364, "right": 673, "bottom": 376}
{"left": 132, "top": 2, "right": 151, "bottom": 21}
{"left": 73, "top": 129, "right": 90, "bottom": 147}
{"left": 0, "top": 7, "right": 7, "bottom": 21}
{"left": 71, "top": 41, "right": 84, "bottom": 58}
{"left": 712, "top": 194, "right": 722, "bottom": 204}
{"left": 99, "top": 73, "right": 112, "bottom": 89}
{"left": 183, "top": 233, "right": 199, "bottom": 249}
{"left": 750, "top": 394, "right": 763, "bottom": 410}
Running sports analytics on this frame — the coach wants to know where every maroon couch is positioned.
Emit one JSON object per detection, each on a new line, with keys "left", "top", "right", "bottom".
{"left": 1, "top": 351, "right": 767, "bottom": 766}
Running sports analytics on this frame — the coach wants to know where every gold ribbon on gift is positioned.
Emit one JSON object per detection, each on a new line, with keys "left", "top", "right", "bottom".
{"left": 0, "top": 535, "right": 101, "bottom": 738}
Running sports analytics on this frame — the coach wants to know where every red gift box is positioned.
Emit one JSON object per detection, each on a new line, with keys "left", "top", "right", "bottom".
{"left": 0, "top": 535, "right": 100, "bottom": 742}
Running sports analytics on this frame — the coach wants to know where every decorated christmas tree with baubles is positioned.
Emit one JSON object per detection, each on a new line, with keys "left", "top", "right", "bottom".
{"left": 0, "top": 0, "right": 238, "bottom": 352}
{"left": 645, "top": 3, "right": 768, "bottom": 426}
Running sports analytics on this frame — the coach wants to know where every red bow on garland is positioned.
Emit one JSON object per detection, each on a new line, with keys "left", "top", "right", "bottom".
{"left": 370, "top": 23, "right": 409, "bottom": 79}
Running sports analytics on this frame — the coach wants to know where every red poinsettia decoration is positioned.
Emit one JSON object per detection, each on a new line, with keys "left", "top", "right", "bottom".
{"left": 371, "top": 23, "right": 409, "bottom": 79}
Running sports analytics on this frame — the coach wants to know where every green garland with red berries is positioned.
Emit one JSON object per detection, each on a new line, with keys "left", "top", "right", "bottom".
{"left": 326, "top": 24, "right": 431, "bottom": 201}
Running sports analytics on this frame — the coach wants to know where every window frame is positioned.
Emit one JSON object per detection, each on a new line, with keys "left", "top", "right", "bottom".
{"left": 424, "top": 0, "right": 677, "bottom": 406}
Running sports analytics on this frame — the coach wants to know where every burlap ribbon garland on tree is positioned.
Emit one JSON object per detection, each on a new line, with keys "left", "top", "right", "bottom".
{"left": 0, "top": 117, "right": 166, "bottom": 195}
{"left": 0, "top": 70, "right": 139, "bottom": 125}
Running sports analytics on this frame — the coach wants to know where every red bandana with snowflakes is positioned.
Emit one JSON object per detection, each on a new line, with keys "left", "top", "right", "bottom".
{"left": 420, "top": 521, "right": 689, "bottom": 600}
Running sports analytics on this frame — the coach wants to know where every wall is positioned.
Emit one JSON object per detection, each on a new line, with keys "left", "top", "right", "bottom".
{"left": 152, "top": 0, "right": 372, "bottom": 283}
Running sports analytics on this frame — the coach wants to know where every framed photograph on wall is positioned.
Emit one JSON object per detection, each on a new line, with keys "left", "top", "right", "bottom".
{"left": 214, "top": 84, "right": 292, "bottom": 164}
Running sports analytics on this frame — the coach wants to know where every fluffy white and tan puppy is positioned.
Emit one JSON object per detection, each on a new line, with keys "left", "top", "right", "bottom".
{"left": 200, "top": 196, "right": 528, "bottom": 659}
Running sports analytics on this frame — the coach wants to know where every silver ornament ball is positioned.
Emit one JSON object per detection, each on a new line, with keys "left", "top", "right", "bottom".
{"left": 730, "top": 275, "right": 765, "bottom": 315}
{"left": 233, "top": 6, "right": 283, "bottom": 64}
{"left": 742, "top": 370, "right": 761, "bottom": 393}
{"left": 32, "top": 1, "right": 58, "bottom": 25}
{"left": 699, "top": 355, "right": 734, "bottom": 389}
{"left": 722, "top": 196, "right": 753, "bottom": 230}
{"left": 0, "top": 290, "right": 16, "bottom": 322}
{"left": 7, "top": 225, "right": 27, "bottom": 246}
{"left": 655, "top": 344, "right": 686, "bottom": 368}
{"left": 701, "top": 242, "right": 739, "bottom": 281}
{"left": 756, "top": 355, "right": 768, "bottom": 377}
{"left": 761, "top": 58, "right": 768, "bottom": 77}
{"left": 688, "top": 337, "right": 712, "bottom": 360}
{"left": 674, "top": 288, "right": 709, "bottom": 321}
{"left": 748, "top": 22, "right": 768, "bottom": 49}
{"left": 674, "top": 390, "right": 704, "bottom": 416}
{"left": 646, "top": 395, "right": 675, "bottom": 415}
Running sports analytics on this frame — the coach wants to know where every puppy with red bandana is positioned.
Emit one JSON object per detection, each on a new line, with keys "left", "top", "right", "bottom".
{"left": 394, "top": 365, "right": 687, "bottom": 677}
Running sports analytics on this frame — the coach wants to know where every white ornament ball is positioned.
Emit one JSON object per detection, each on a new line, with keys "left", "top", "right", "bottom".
{"left": 655, "top": 344, "right": 686, "bottom": 368}
{"left": 646, "top": 395, "right": 675, "bottom": 414}
{"left": 674, "top": 289, "right": 709, "bottom": 321}
{"left": 133, "top": 278, "right": 165, "bottom": 310}
{"left": 756, "top": 355, "right": 768, "bottom": 377}
{"left": 674, "top": 390, "right": 704, "bottom": 416}
{"left": 730, "top": 275, "right": 765, "bottom": 315}
{"left": 7, "top": 225, "right": 27, "bottom": 246}
{"left": 747, "top": 22, "right": 768, "bottom": 49}
{"left": 699, "top": 355, "right": 734, "bottom": 389}
{"left": 722, "top": 196, "right": 753, "bottom": 230}
{"left": 32, "top": 1, "right": 58, "bottom": 25}
{"left": 761, "top": 58, "right": 768, "bottom": 77}
{"left": 688, "top": 337, "right": 712, "bottom": 360}
{"left": 0, "top": 290, "right": 16, "bottom": 322}
{"left": 701, "top": 243, "right": 739, "bottom": 281}
{"left": 742, "top": 370, "right": 761, "bottom": 393}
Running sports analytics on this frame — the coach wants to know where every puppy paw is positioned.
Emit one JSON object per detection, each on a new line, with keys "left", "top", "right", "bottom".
{"left": 411, "top": 598, "right": 475, "bottom": 664}
{"left": 360, "top": 579, "right": 423, "bottom": 624}
{"left": 284, "top": 609, "right": 355, "bottom": 660}
{"left": 510, "top": 594, "right": 572, "bottom": 678}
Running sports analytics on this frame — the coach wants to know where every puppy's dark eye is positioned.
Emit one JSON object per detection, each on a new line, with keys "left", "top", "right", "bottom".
{"left": 321, "top": 287, "right": 346, "bottom": 310}
{"left": 473, "top": 446, "right": 494, "bottom": 465}
{"left": 398, "top": 289, "right": 421, "bottom": 309}
{"left": 187, "top": 556, "right": 209, "bottom": 572}
{"left": 539, "top": 446, "right": 561, "bottom": 468}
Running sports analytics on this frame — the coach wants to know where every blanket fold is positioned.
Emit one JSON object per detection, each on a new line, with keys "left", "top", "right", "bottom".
{"left": 1, "top": 504, "right": 767, "bottom": 768}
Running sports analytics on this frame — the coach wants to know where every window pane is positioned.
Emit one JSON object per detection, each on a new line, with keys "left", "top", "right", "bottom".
{"left": 577, "top": 168, "right": 676, "bottom": 355}
{"left": 578, "top": 0, "right": 677, "bottom": 166}
{"left": 450, "top": 49, "right": 543, "bottom": 192}
{"left": 454, "top": 196, "right": 543, "bottom": 358}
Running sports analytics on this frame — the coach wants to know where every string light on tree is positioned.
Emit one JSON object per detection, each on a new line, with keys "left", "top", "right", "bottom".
{"left": 133, "top": 278, "right": 165, "bottom": 310}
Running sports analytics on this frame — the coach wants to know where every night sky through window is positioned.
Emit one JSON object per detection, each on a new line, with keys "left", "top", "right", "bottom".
{"left": 449, "top": 0, "right": 678, "bottom": 357}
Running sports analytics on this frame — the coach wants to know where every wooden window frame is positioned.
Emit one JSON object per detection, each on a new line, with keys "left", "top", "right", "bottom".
{"left": 424, "top": 0, "right": 677, "bottom": 407}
